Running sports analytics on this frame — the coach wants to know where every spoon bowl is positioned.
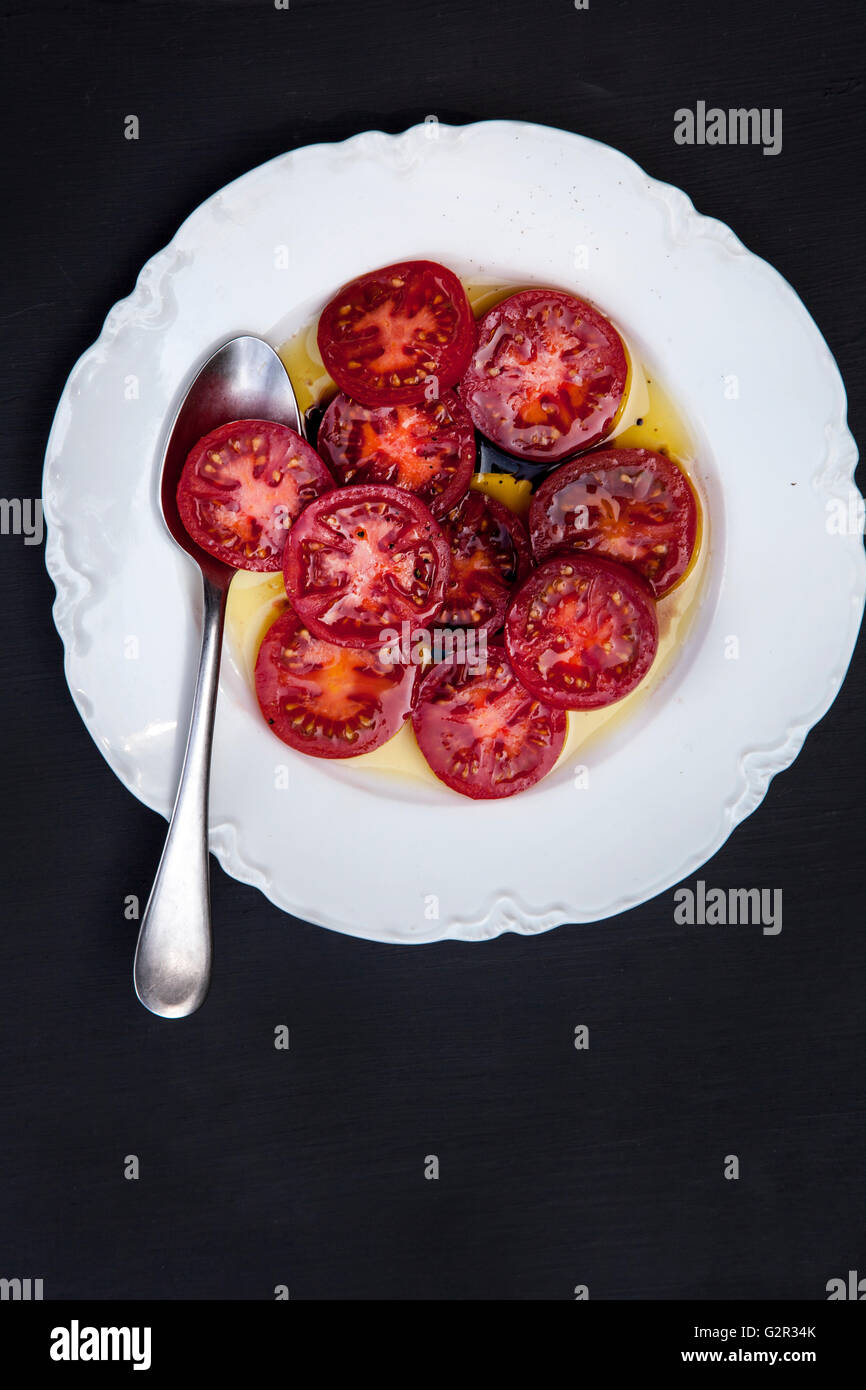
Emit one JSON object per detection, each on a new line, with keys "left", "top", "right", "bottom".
{"left": 160, "top": 335, "right": 303, "bottom": 576}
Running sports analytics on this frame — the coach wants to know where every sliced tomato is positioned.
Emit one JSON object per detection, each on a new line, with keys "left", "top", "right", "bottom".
{"left": 529, "top": 447, "right": 697, "bottom": 596}
{"left": 437, "top": 491, "right": 531, "bottom": 633}
{"left": 459, "top": 289, "right": 627, "bottom": 463}
{"left": 316, "top": 389, "right": 475, "bottom": 517}
{"left": 255, "top": 607, "right": 418, "bottom": 758}
{"left": 411, "top": 643, "right": 566, "bottom": 799}
{"left": 283, "top": 483, "right": 451, "bottom": 647}
{"left": 316, "top": 260, "right": 476, "bottom": 407}
{"left": 504, "top": 554, "right": 658, "bottom": 709}
{"left": 176, "top": 420, "right": 334, "bottom": 572}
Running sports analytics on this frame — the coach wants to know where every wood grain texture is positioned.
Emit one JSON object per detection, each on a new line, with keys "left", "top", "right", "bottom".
{"left": 0, "top": 0, "right": 863, "bottom": 1300}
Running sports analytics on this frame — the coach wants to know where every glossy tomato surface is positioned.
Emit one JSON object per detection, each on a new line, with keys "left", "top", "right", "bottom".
{"left": 459, "top": 289, "right": 627, "bottom": 464}
{"left": 283, "top": 483, "right": 450, "bottom": 647}
{"left": 529, "top": 447, "right": 698, "bottom": 595}
{"left": 412, "top": 643, "right": 566, "bottom": 799}
{"left": 316, "top": 389, "right": 475, "bottom": 517}
{"left": 505, "top": 554, "right": 658, "bottom": 709}
{"left": 437, "top": 490, "right": 531, "bottom": 633}
{"left": 255, "top": 607, "right": 418, "bottom": 758}
{"left": 317, "top": 260, "right": 476, "bottom": 407}
{"left": 176, "top": 419, "right": 334, "bottom": 572}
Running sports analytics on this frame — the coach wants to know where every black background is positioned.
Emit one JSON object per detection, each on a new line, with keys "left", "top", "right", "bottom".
{"left": 1, "top": 0, "right": 864, "bottom": 1301}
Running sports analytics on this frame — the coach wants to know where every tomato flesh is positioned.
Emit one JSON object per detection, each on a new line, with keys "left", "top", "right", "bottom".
{"left": 529, "top": 447, "right": 697, "bottom": 595}
{"left": 412, "top": 643, "right": 566, "bottom": 799}
{"left": 283, "top": 483, "right": 451, "bottom": 647}
{"left": 317, "top": 260, "right": 476, "bottom": 407}
{"left": 437, "top": 491, "right": 531, "bottom": 633}
{"left": 459, "top": 289, "right": 627, "bottom": 463}
{"left": 176, "top": 420, "right": 334, "bottom": 571}
{"left": 316, "top": 389, "right": 475, "bottom": 517}
{"left": 256, "top": 607, "right": 417, "bottom": 758}
{"left": 505, "top": 554, "right": 658, "bottom": 709}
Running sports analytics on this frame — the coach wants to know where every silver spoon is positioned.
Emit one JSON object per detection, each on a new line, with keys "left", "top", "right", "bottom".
{"left": 134, "top": 335, "right": 303, "bottom": 1018}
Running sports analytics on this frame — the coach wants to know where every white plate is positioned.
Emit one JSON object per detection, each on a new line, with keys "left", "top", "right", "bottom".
{"left": 43, "top": 120, "right": 864, "bottom": 943}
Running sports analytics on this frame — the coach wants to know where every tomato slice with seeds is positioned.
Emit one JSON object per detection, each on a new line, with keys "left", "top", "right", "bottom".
{"left": 176, "top": 420, "right": 334, "bottom": 572}
{"left": 459, "top": 289, "right": 627, "bottom": 463}
{"left": 505, "top": 554, "right": 658, "bottom": 710}
{"left": 412, "top": 643, "right": 566, "bottom": 799}
{"left": 283, "top": 483, "right": 451, "bottom": 648}
{"left": 255, "top": 607, "right": 418, "bottom": 758}
{"left": 529, "top": 447, "right": 698, "bottom": 596}
{"left": 437, "top": 491, "right": 531, "bottom": 633}
{"left": 317, "top": 260, "right": 476, "bottom": 407}
{"left": 316, "top": 389, "right": 475, "bottom": 517}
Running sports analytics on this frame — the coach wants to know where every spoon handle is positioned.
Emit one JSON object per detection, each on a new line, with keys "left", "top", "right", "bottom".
{"left": 134, "top": 573, "right": 227, "bottom": 1017}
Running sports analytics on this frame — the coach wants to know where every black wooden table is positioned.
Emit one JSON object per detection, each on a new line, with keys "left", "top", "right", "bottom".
{"left": 1, "top": 0, "right": 863, "bottom": 1300}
